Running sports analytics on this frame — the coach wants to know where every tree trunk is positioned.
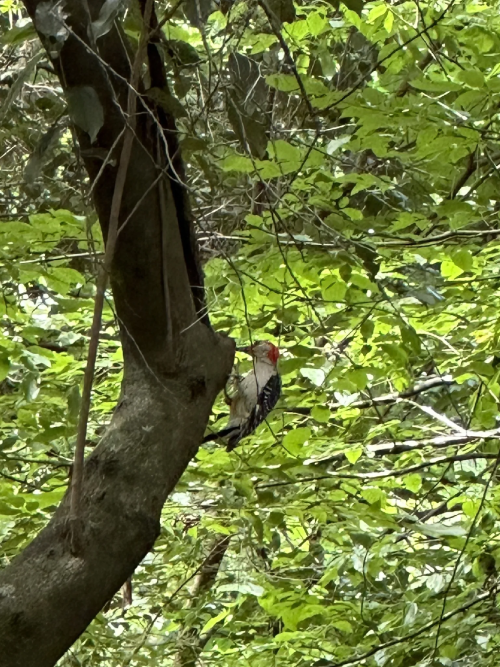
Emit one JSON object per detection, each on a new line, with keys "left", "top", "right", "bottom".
{"left": 0, "top": 2, "right": 234, "bottom": 665}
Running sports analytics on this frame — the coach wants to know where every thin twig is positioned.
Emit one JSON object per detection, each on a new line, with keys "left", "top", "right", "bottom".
{"left": 432, "top": 454, "right": 500, "bottom": 656}
{"left": 257, "top": 0, "right": 316, "bottom": 121}
{"left": 122, "top": 537, "right": 232, "bottom": 665}
{"left": 322, "top": 590, "right": 491, "bottom": 667}
{"left": 289, "top": 376, "right": 453, "bottom": 415}
{"left": 374, "top": 228, "right": 500, "bottom": 247}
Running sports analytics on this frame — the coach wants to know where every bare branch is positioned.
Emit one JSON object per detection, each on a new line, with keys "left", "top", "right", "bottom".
{"left": 400, "top": 399, "right": 466, "bottom": 434}
{"left": 290, "top": 375, "right": 453, "bottom": 416}
{"left": 257, "top": 453, "right": 498, "bottom": 489}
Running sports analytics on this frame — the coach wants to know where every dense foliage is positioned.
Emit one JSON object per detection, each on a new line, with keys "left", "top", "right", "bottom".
{"left": 2, "top": 0, "right": 500, "bottom": 664}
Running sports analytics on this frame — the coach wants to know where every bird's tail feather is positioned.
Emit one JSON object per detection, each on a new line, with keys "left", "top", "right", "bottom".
{"left": 202, "top": 426, "right": 239, "bottom": 444}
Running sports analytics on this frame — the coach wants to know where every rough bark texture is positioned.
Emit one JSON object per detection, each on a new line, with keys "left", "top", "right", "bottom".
{"left": 0, "top": 2, "right": 234, "bottom": 665}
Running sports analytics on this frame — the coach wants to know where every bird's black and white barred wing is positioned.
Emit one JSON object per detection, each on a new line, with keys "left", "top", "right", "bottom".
{"left": 227, "top": 373, "right": 281, "bottom": 451}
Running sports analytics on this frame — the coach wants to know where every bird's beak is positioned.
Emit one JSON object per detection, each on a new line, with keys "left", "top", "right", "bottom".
{"left": 236, "top": 346, "right": 251, "bottom": 354}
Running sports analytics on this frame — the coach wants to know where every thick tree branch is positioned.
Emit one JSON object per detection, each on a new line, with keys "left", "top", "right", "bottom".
{"left": 0, "top": 1, "right": 234, "bottom": 665}
{"left": 70, "top": 0, "right": 154, "bottom": 549}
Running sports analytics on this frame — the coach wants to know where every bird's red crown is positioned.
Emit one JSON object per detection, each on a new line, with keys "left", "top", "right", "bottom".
{"left": 266, "top": 343, "right": 280, "bottom": 365}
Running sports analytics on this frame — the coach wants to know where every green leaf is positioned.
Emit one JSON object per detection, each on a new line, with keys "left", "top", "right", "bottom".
{"left": 269, "top": 139, "right": 301, "bottom": 163}
{"left": 382, "top": 343, "right": 408, "bottom": 366}
{"left": 0, "top": 501, "right": 21, "bottom": 516}
{"left": 404, "top": 602, "right": 418, "bottom": 626}
{"left": 347, "top": 369, "right": 367, "bottom": 390}
{"left": 384, "top": 10, "right": 394, "bottom": 32}
{"left": 403, "top": 474, "right": 422, "bottom": 493}
{"left": 283, "top": 427, "right": 311, "bottom": 454}
{"left": 361, "top": 487, "right": 386, "bottom": 506}
{"left": 319, "top": 566, "right": 338, "bottom": 587}
{"left": 360, "top": 320, "right": 374, "bottom": 341}
{"left": 0, "top": 350, "right": 10, "bottom": 382}
{"left": 200, "top": 608, "right": 231, "bottom": 634}
{"left": 311, "top": 405, "right": 330, "bottom": 423}
{"left": 452, "top": 249, "right": 473, "bottom": 273}
{"left": 307, "top": 12, "right": 327, "bottom": 36}
{"left": 441, "top": 259, "right": 464, "bottom": 280}
{"left": 345, "top": 447, "right": 362, "bottom": 464}
{"left": 457, "top": 69, "right": 485, "bottom": 89}
{"left": 332, "top": 619, "right": 353, "bottom": 633}
{"left": 326, "top": 136, "right": 350, "bottom": 154}
{"left": 285, "top": 20, "right": 308, "bottom": 41}
{"left": 426, "top": 573, "right": 445, "bottom": 594}
{"left": 322, "top": 276, "right": 347, "bottom": 301}
{"left": 266, "top": 73, "right": 299, "bottom": 92}
{"left": 400, "top": 325, "right": 421, "bottom": 354}
{"left": 367, "top": 4, "right": 387, "bottom": 23}
{"left": 412, "top": 522, "right": 467, "bottom": 538}
{"left": 463, "top": 499, "right": 480, "bottom": 517}
{"left": 343, "top": 208, "right": 363, "bottom": 221}
{"left": 220, "top": 155, "right": 254, "bottom": 172}
{"left": 67, "top": 385, "right": 81, "bottom": 424}
{"left": 1, "top": 22, "right": 37, "bottom": 45}
{"left": 22, "top": 373, "right": 39, "bottom": 401}
{"left": 300, "top": 368, "right": 325, "bottom": 386}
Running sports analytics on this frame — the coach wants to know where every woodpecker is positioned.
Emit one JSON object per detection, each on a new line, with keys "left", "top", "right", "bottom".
{"left": 203, "top": 340, "right": 281, "bottom": 451}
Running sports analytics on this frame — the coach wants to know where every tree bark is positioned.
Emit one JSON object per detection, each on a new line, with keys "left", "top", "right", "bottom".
{"left": 0, "top": 2, "right": 234, "bottom": 665}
